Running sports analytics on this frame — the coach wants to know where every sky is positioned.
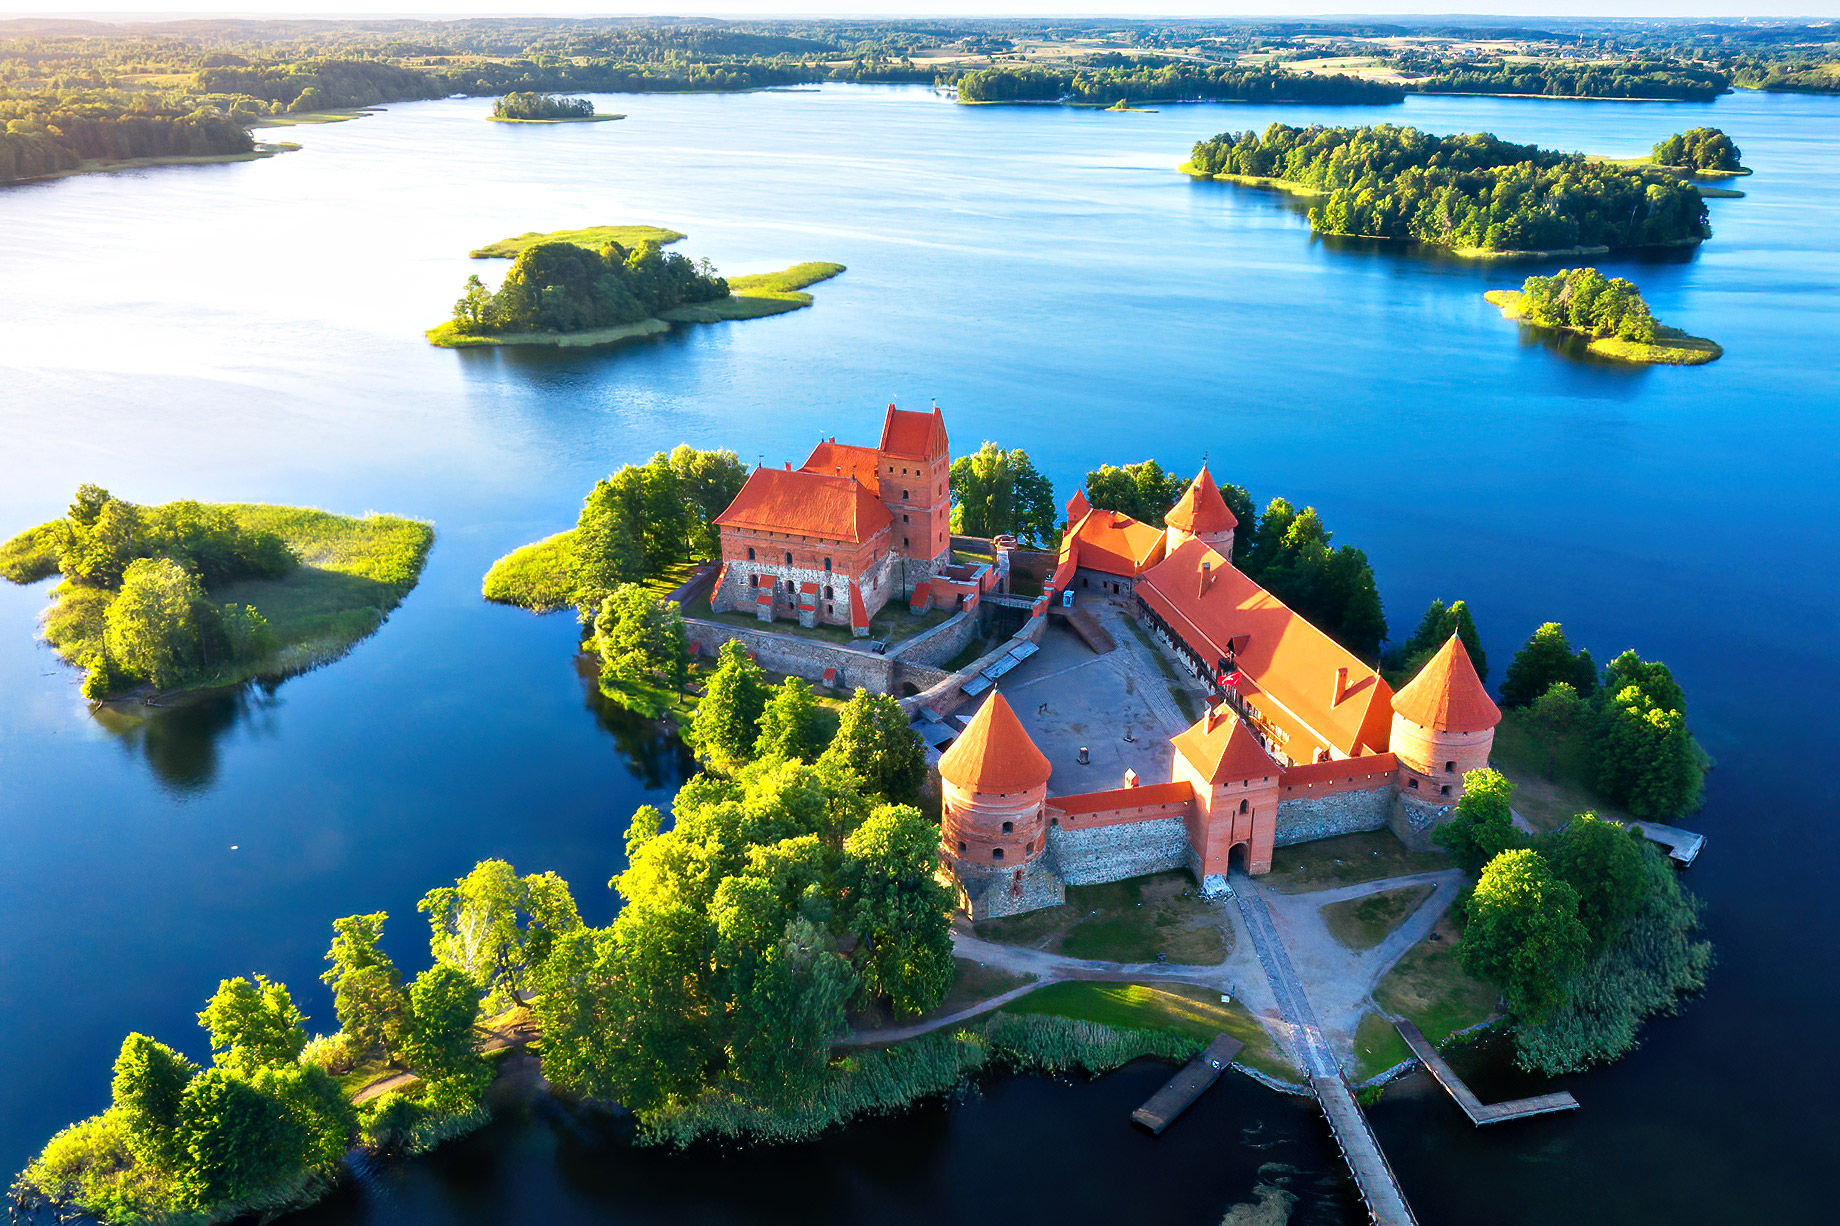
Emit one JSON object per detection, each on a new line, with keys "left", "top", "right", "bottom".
{"left": 1, "top": 3, "right": 1836, "bottom": 22}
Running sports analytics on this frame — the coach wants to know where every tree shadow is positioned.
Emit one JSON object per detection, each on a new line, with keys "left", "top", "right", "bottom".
{"left": 90, "top": 682, "right": 281, "bottom": 795}
{"left": 575, "top": 654, "right": 696, "bottom": 791}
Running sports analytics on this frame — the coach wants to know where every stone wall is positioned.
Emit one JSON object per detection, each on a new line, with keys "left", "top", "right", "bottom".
{"left": 1389, "top": 792, "right": 1454, "bottom": 851}
{"left": 1275, "top": 786, "right": 1394, "bottom": 846}
{"left": 900, "top": 613, "right": 1048, "bottom": 718}
{"left": 958, "top": 859, "right": 1066, "bottom": 921}
{"left": 1047, "top": 817, "right": 1193, "bottom": 886}
{"left": 683, "top": 619, "right": 893, "bottom": 693}
{"left": 889, "top": 606, "right": 983, "bottom": 669}
{"left": 1009, "top": 549, "right": 1058, "bottom": 582}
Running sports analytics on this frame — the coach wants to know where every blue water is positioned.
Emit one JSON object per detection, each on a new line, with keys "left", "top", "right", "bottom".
{"left": 1, "top": 84, "right": 1836, "bottom": 1223}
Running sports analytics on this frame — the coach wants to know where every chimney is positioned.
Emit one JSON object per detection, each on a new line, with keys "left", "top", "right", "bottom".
{"left": 1332, "top": 666, "right": 1349, "bottom": 706}
{"left": 1206, "top": 702, "right": 1227, "bottom": 732}
{"left": 1198, "top": 560, "right": 1212, "bottom": 600}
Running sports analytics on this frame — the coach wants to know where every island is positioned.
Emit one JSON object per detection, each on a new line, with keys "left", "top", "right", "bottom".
{"left": 1183, "top": 123, "right": 1712, "bottom": 258}
{"left": 1486, "top": 268, "right": 1722, "bottom": 365}
{"left": 0, "top": 487, "right": 433, "bottom": 700}
{"left": 426, "top": 226, "right": 845, "bottom": 349}
{"left": 487, "top": 91, "right": 624, "bottom": 123}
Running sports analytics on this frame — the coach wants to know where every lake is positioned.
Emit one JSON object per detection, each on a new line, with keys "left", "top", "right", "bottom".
{"left": 1, "top": 83, "right": 1836, "bottom": 1224}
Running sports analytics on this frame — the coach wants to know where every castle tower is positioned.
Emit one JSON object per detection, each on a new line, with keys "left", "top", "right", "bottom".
{"left": 939, "top": 691, "right": 1056, "bottom": 917}
{"left": 876, "top": 404, "right": 952, "bottom": 592}
{"left": 1163, "top": 465, "right": 1237, "bottom": 559}
{"left": 1170, "top": 703, "right": 1281, "bottom": 879}
{"left": 1390, "top": 633, "right": 1501, "bottom": 810}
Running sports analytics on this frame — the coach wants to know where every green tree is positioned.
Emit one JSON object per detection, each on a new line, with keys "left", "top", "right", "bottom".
{"left": 667, "top": 445, "right": 747, "bottom": 557}
{"left": 196, "top": 976, "right": 306, "bottom": 1077}
{"left": 756, "top": 675, "right": 833, "bottom": 762}
{"left": 950, "top": 442, "right": 1056, "bottom": 545}
{"left": 1596, "top": 685, "right": 1701, "bottom": 819}
{"left": 1546, "top": 813, "right": 1649, "bottom": 949}
{"left": 59, "top": 492, "right": 145, "bottom": 587}
{"left": 819, "top": 688, "right": 927, "bottom": 802}
{"left": 321, "top": 913, "right": 410, "bottom": 1063}
{"left": 1083, "top": 459, "right": 1185, "bottom": 526}
{"left": 1218, "top": 481, "right": 1257, "bottom": 569}
{"left": 419, "top": 859, "right": 582, "bottom": 1008}
{"left": 452, "top": 274, "right": 491, "bottom": 328}
{"left": 1524, "top": 681, "right": 1589, "bottom": 779}
{"left": 1397, "top": 597, "right": 1487, "bottom": 681}
{"left": 726, "top": 916, "right": 856, "bottom": 1094}
{"left": 571, "top": 473, "right": 648, "bottom": 611}
{"left": 592, "top": 583, "right": 690, "bottom": 691}
{"left": 104, "top": 557, "right": 207, "bottom": 689}
{"left": 401, "top": 964, "right": 488, "bottom": 1105}
{"left": 110, "top": 1033, "right": 197, "bottom": 1171}
{"left": 1434, "top": 768, "right": 1522, "bottom": 873}
{"left": 1500, "top": 622, "right": 1597, "bottom": 707}
{"left": 689, "top": 639, "right": 770, "bottom": 772}
{"left": 1459, "top": 848, "right": 1590, "bottom": 1022}
{"left": 248, "top": 1063, "right": 354, "bottom": 1177}
{"left": 1602, "top": 648, "right": 1684, "bottom": 716}
{"left": 171, "top": 1069, "right": 297, "bottom": 1208}
{"left": 841, "top": 804, "right": 955, "bottom": 1016}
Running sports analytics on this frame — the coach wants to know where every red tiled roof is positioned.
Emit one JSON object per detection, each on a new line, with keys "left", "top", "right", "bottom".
{"left": 755, "top": 589, "right": 773, "bottom": 605}
{"left": 1048, "top": 781, "right": 1193, "bottom": 814}
{"left": 1137, "top": 540, "right": 1395, "bottom": 761}
{"left": 849, "top": 584, "right": 869, "bottom": 629}
{"left": 1065, "top": 489, "right": 1092, "bottom": 523}
{"left": 714, "top": 467, "right": 892, "bottom": 544}
{"left": 1166, "top": 465, "right": 1237, "bottom": 536}
{"left": 1172, "top": 707, "right": 1279, "bottom": 784}
{"left": 939, "top": 691, "right": 1051, "bottom": 793}
{"left": 1392, "top": 634, "right": 1501, "bottom": 733}
{"left": 801, "top": 440, "right": 882, "bottom": 485}
{"left": 799, "top": 581, "right": 819, "bottom": 594}
{"left": 1060, "top": 509, "right": 1167, "bottom": 578}
{"left": 879, "top": 405, "right": 948, "bottom": 460}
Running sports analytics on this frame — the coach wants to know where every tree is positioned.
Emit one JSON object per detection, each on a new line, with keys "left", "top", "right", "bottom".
{"left": 110, "top": 1034, "right": 197, "bottom": 1170}
{"left": 756, "top": 675, "right": 833, "bottom": 762}
{"left": 1397, "top": 597, "right": 1487, "bottom": 681}
{"left": 1525, "top": 681, "right": 1589, "bottom": 779}
{"left": 1546, "top": 813, "right": 1649, "bottom": 949}
{"left": 419, "top": 859, "right": 582, "bottom": 1008}
{"left": 60, "top": 493, "right": 145, "bottom": 588}
{"left": 196, "top": 976, "right": 306, "bottom": 1077}
{"left": 321, "top": 913, "right": 410, "bottom": 1063}
{"left": 1219, "top": 481, "right": 1257, "bottom": 569}
{"left": 841, "top": 804, "right": 955, "bottom": 1016}
{"left": 104, "top": 557, "right": 206, "bottom": 689}
{"left": 592, "top": 583, "right": 689, "bottom": 692}
{"left": 667, "top": 445, "right": 747, "bottom": 558}
{"left": 1434, "top": 768, "right": 1522, "bottom": 873}
{"left": 726, "top": 916, "right": 856, "bottom": 1094}
{"left": 1244, "top": 500, "right": 1387, "bottom": 660}
{"left": 1083, "top": 459, "right": 1185, "bottom": 526}
{"left": 571, "top": 474, "right": 648, "bottom": 612}
{"left": 689, "top": 639, "right": 769, "bottom": 772}
{"left": 1602, "top": 649, "right": 1684, "bottom": 716}
{"left": 950, "top": 442, "right": 1056, "bottom": 545}
{"left": 1459, "top": 848, "right": 1590, "bottom": 1023}
{"left": 171, "top": 1069, "right": 297, "bottom": 1208}
{"left": 820, "top": 688, "right": 927, "bottom": 802}
{"left": 400, "top": 965, "right": 487, "bottom": 1105}
{"left": 1596, "top": 685, "right": 1700, "bottom": 819}
{"left": 452, "top": 274, "right": 491, "bottom": 328}
{"left": 248, "top": 1063, "right": 354, "bottom": 1177}
{"left": 1499, "top": 622, "right": 1596, "bottom": 707}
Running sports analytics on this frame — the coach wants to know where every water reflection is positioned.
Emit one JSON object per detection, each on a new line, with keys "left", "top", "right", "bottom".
{"left": 89, "top": 683, "right": 280, "bottom": 794}
{"left": 576, "top": 655, "right": 696, "bottom": 791}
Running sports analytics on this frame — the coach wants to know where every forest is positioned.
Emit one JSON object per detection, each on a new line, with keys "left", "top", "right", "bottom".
{"left": 1511, "top": 268, "right": 1659, "bottom": 343}
{"left": 1187, "top": 123, "right": 1712, "bottom": 254}
{"left": 1401, "top": 56, "right": 1731, "bottom": 101}
{"left": 449, "top": 239, "right": 729, "bottom": 338}
{"left": 1652, "top": 126, "right": 1743, "bottom": 172}
{"left": 491, "top": 91, "right": 594, "bottom": 120}
{"left": 955, "top": 59, "right": 1403, "bottom": 105}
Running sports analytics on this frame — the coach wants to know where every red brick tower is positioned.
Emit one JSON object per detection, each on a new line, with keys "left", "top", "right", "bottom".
{"left": 876, "top": 404, "right": 952, "bottom": 592}
{"left": 1164, "top": 465, "right": 1238, "bottom": 559}
{"left": 1170, "top": 704, "right": 1281, "bottom": 878}
{"left": 1390, "top": 634, "right": 1501, "bottom": 806}
{"left": 939, "top": 691, "right": 1053, "bottom": 915}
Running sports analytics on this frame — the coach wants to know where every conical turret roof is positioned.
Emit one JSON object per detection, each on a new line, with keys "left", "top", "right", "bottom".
{"left": 1172, "top": 705, "right": 1276, "bottom": 784}
{"left": 939, "top": 691, "right": 1052, "bottom": 793}
{"left": 1391, "top": 634, "right": 1501, "bottom": 732}
{"left": 1166, "top": 465, "right": 1237, "bottom": 536}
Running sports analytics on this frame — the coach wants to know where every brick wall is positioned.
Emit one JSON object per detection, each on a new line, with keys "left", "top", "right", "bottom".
{"left": 1047, "top": 818, "right": 1194, "bottom": 885}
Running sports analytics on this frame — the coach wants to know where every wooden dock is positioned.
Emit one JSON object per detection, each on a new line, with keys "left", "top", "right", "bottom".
{"left": 1394, "top": 1021, "right": 1579, "bottom": 1125}
{"left": 1631, "top": 820, "right": 1705, "bottom": 867}
{"left": 1132, "top": 1033, "right": 1244, "bottom": 1134}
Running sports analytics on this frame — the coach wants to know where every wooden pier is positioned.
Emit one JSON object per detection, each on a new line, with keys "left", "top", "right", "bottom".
{"left": 1394, "top": 1021, "right": 1579, "bottom": 1125}
{"left": 1132, "top": 1033, "right": 1244, "bottom": 1134}
{"left": 1631, "top": 820, "right": 1705, "bottom": 867}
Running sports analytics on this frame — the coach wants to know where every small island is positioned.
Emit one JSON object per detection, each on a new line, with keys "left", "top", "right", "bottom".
{"left": 0, "top": 487, "right": 433, "bottom": 699}
{"left": 1183, "top": 123, "right": 1712, "bottom": 258}
{"left": 427, "top": 227, "right": 844, "bottom": 349}
{"left": 487, "top": 91, "right": 624, "bottom": 123}
{"left": 1486, "top": 268, "right": 1722, "bottom": 365}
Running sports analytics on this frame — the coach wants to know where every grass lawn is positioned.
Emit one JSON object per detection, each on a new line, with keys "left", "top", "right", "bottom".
{"left": 658, "top": 263, "right": 847, "bottom": 322}
{"left": 426, "top": 317, "right": 670, "bottom": 349}
{"left": 1485, "top": 290, "right": 1721, "bottom": 366}
{"left": 0, "top": 521, "right": 63, "bottom": 582}
{"left": 482, "top": 529, "right": 578, "bottom": 612}
{"left": 975, "top": 871, "right": 1227, "bottom": 965}
{"left": 1320, "top": 884, "right": 1435, "bottom": 951}
{"left": 1265, "top": 831, "right": 1451, "bottom": 895}
{"left": 1352, "top": 1011, "right": 1413, "bottom": 1083}
{"left": 641, "top": 559, "right": 705, "bottom": 600}
{"left": 1178, "top": 162, "right": 1328, "bottom": 198}
{"left": 1372, "top": 913, "right": 1501, "bottom": 1050}
{"left": 469, "top": 224, "right": 685, "bottom": 259}
{"left": 1490, "top": 707, "right": 1631, "bottom": 833}
{"left": 1002, "top": 981, "right": 1297, "bottom": 1081}
{"left": 851, "top": 957, "right": 1035, "bottom": 1032}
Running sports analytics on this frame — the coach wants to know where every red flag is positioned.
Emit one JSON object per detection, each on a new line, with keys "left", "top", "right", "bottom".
{"left": 1221, "top": 670, "right": 1242, "bottom": 688}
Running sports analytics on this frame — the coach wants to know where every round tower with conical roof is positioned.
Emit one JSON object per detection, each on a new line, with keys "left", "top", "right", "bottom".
{"left": 1164, "top": 465, "right": 1238, "bottom": 559}
{"left": 938, "top": 691, "right": 1054, "bottom": 916}
{"left": 1390, "top": 634, "right": 1501, "bottom": 810}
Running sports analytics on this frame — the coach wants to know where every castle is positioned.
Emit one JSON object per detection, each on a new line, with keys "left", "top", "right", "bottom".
{"left": 701, "top": 405, "right": 1500, "bottom": 920}
{"left": 939, "top": 473, "right": 1500, "bottom": 919}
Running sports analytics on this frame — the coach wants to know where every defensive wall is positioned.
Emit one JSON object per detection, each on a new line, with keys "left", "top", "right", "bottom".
{"left": 1046, "top": 782, "right": 1194, "bottom": 884}
{"left": 1274, "top": 755, "right": 1399, "bottom": 846}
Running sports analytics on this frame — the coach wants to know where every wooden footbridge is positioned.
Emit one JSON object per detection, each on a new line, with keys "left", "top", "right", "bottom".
{"left": 1132, "top": 1034, "right": 1244, "bottom": 1134}
{"left": 1393, "top": 1021, "right": 1579, "bottom": 1125}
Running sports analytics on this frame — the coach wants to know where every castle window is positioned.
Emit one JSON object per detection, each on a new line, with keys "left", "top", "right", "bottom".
{"left": 1407, "top": 778, "right": 1419, "bottom": 790}
{"left": 992, "top": 848, "right": 1004, "bottom": 860}
{"left": 903, "top": 514, "right": 909, "bottom": 523}
{"left": 1440, "top": 785, "right": 1452, "bottom": 796}
{"left": 824, "top": 557, "right": 832, "bottom": 571}
{"left": 824, "top": 585, "right": 833, "bottom": 599}
{"left": 1238, "top": 799, "right": 1249, "bottom": 815}
{"left": 902, "top": 489, "right": 909, "bottom": 500}
{"left": 1001, "top": 821, "right": 1013, "bottom": 833}
{"left": 1050, "top": 817, "right": 1059, "bottom": 827}
{"left": 784, "top": 551, "right": 793, "bottom": 565}
{"left": 904, "top": 537, "right": 910, "bottom": 547}
{"left": 747, "top": 547, "right": 755, "bottom": 561}
{"left": 748, "top": 574, "right": 758, "bottom": 587}
{"left": 1444, "top": 760, "right": 1456, "bottom": 773}
{"left": 958, "top": 841, "right": 966, "bottom": 853}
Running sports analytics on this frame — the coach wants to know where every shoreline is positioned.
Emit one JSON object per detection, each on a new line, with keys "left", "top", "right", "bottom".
{"left": 1485, "top": 289, "right": 1723, "bottom": 365}
{"left": 487, "top": 112, "right": 625, "bottom": 124}
{"left": 8, "top": 141, "right": 300, "bottom": 186}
